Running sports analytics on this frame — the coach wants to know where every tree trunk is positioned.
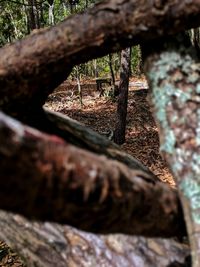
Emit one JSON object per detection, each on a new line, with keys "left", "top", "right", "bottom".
{"left": 0, "top": 210, "right": 190, "bottom": 267}
{"left": 48, "top": 4, "right": 55, "bottom": 25}
{"left": 0, "top": 111, "right": 186, "bottom": 238}
{"left": 142, "top": 33, "right": 200, "bottom": 267}
{"left": 108, "top": 53, "right": 116, "bottom": 89}
{"left": 114, "top": 48, "right": 131, "bottom": 145}
{"left": 27, "top": 0, "right": 40, "bottom": 32}
{"left": 93, "top": 59, "right": 98, "bottom": 78}
{"left": 76, "top": 66, "right": 83, "bottom": 106}
{"left": 190, "top": 27, "right": 200, "bottom": 57}
{"left": 1, "top": 0, "right": 200, "bottom": 122}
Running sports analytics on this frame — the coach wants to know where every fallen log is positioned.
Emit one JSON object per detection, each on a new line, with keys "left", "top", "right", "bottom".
{"left": 0, "top": 111, "right": 186, "bottom": 238}
{"left": 44, "top": 108, "right": 155, "bottom": 177}
{"left": 1, "top": 1, "right": 200, "bottom": 120}
{"left": 142, "top": 33, "right": 200, "bottom": 266}
{"left": 0, "top": 210, "right": 190, "bottom": 267}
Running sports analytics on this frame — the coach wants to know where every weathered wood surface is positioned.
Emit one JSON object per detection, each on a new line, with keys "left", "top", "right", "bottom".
{"left": 142, "top": 33, "right": 200, "bottom": 267}
{"left": 1, "top": 1, "right": 200, "bottom": 120}
{"left": 44, "top": 108, "right": 154, "bottom": 177}
{"left": 0, "top": 210, "right": 190, "bottom": 267}
{"left": 0, "top": 111, "right": 186, "bottom": 238}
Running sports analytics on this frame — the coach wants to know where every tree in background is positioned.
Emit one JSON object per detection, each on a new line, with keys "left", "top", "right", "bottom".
{"left": 0, "top": 0, "right": 141, "bottom": 80}
{"left": 190, "top": 27, "right": 200, "bottom": 57}
{"left": 114, "top": 48, "right": 131, "bottom": 144}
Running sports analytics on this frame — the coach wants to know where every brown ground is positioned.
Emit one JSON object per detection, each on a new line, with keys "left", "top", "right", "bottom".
{"left": 45, "top": 77, "right": 175, "bottom": 186}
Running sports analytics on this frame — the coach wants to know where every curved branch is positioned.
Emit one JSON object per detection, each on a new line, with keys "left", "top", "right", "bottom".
{"left": 1, "top": 0, "right": 200, "bottom": 119}
{"left": 0, "top": 111, "right": 186, "bottom": 238}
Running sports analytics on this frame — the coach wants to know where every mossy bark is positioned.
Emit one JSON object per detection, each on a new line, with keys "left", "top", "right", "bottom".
{"left": 142, "top": 33, "right": 200, "bottom": 267}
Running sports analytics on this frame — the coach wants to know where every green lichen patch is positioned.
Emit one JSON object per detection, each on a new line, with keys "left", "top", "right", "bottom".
{"left": 188, "top": 72, "right": 199, "bottom": 83}
{"left": 160, "top": 129, "right": 176, "bottom": 155}
{"left": 180, "top": 178, "right": 200, "bottom": 199}
{"left": 146, "top": 36, "right": 200, "bottom": 226}
{"left": 180, "top": 178, "right": 200, "bottom": 224}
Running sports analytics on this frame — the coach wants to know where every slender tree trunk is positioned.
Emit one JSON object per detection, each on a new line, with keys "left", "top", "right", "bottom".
{"left": 48, "top": 0, "right": 55, "bottom": 25}
{"left": 93, "top": 59, "right": 98, "bottom": 78}
{"left": 108, "top": 53, "right": 116, "bottom": 89}
{"left": 76, "top": 66, "right": 83, "bottom": 106}
{"left": 114, "top": 48, "right": 131, "bottom": 145}
{"left": 27, "top": 0, "right": 36, "bottom": 31}
{"left": 69, "top": 1, "right": 75, "bottom": 14}
{"left": 34, "top": 0, "right": 40, "bottom": 29}
{"left": 190, "top": 27, "right": 200, "bottom": 57}
{"left": 27, "top": 0, "right": 40, "bottom": 31}
{"left": 22, "top": 0, "right": 30, "bottom": 34}
{"left": 39, "top": 0, "right": 45, "bottom": 27}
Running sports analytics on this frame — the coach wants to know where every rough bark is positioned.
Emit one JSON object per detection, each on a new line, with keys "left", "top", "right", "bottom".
{"left": 114, "top": 48, "right": 131, "bottom": 145}
{"left": 0, "top": 210, "right": 190, "bottom": 267}
{"left": 0, "top": 111, "right": 186, "bottom": 238}
{"left": 1, "top": 0, "right": 200, "bottom": 121}
{"left": 142, "top": 33, "right": 200, "bottom": 267}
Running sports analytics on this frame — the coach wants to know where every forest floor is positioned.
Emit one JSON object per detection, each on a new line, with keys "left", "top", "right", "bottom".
{"left": 45, "top": 76, "right": 175, "bottom": 186}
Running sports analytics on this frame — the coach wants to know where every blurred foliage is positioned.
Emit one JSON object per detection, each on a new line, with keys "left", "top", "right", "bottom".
{"left": 131, "top": 45, "right": 142, "bottom": 76}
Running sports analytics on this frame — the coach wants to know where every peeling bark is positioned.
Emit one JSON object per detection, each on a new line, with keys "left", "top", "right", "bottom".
{"left": 0, "top": 210, "right": 190, "bottom": 267}
{"left": 142, "top": 33, "right": 200, "bottom": 267}
{"left": 1, "top": 1, "right": 200, "bottom": 120}
{"left": 0, "top": 111, "right": 186, "bottom": 238}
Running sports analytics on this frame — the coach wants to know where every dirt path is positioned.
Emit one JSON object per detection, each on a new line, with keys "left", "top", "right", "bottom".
{"left": 45, "top": 78, "right": 175, "bottom": 186}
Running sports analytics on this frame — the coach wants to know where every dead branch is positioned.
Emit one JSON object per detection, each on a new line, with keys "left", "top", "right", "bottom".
{"left": 0, "top": 111, "right": 186, "bottom": 238}
{"left": 44, "top": 108, "right": 155, "bottom": 177}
